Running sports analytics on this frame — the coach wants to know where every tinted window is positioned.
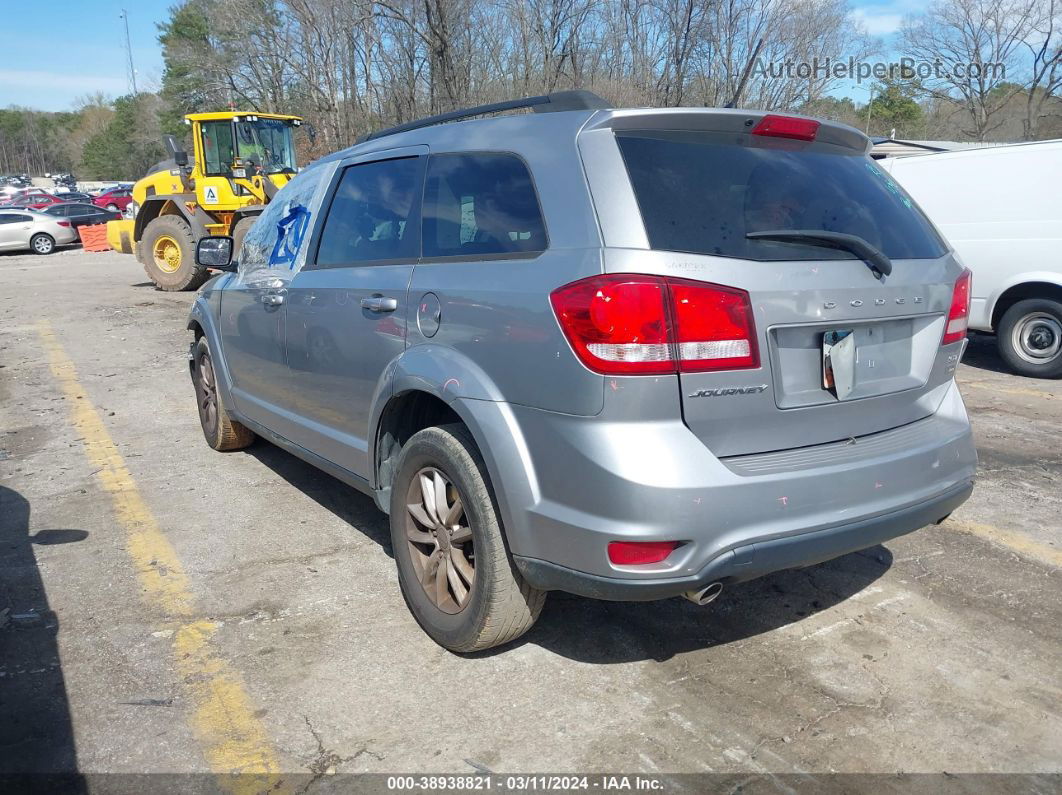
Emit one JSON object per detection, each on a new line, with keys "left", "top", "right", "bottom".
{"left": 0, "top": 214, "right": 31, "bottom": 223}
{"left": 422, "top": 153, "right": 546, "bottom": 258}
{"left": 43, "top": 205, "right": 67, "bottom": 216}
{"left": 616, "top": 130, "right": 946, "bottom": 262}
{"left": 316, "top": 157, "right": 421, "bottom": 266}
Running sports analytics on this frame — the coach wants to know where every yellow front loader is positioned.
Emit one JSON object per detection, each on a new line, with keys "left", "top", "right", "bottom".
{"left": 107, "top": 111, "right": 303, "bottom": 290}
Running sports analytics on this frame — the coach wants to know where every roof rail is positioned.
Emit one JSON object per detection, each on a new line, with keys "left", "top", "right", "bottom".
{"left": 356, "top": 90, "right": 610, "bottom": 143}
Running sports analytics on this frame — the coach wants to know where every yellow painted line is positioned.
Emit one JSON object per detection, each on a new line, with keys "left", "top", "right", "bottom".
{"left": 38, "top": 320, "right": 284, "bottom": 792}
{"left": 943, "top": 518, "right": 1062, "bottom": 569}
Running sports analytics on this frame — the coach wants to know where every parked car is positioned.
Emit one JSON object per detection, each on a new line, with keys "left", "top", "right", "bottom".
{"left": 51, "top": 191, "right": 94, "bottom": 204}
{"left": 43, "top": 202, "right": 121, "bottom": 229}
{"left": 1, "top": 192, "right": 64, "bottom": 210}
{"left": 92, "top": 186, "right": 133, "bottom": 212}
{"left": 0, "top": 209, "right": 77, "bottom": 254}
{"left": 881, "top": 141, "right": 1062, "bottom": 378}
{"left": 187, "top": 93, "right": 977, "bottom": 652}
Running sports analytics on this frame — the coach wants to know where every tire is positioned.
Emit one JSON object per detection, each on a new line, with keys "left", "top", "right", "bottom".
{"left": 30, "top": 233, "right": 55, "bottom": 255}
{"left": 140, "top": 215, "right": 208, "bottom": 292}
{"left": 106, "top": 203, "right": 119, "bottom": 212}
{"left": 231, "top": 216, "right": 256, "bottom": 261}
{"left": 996, "top": 298, "right": 1062, "bottom": 379}
{"left": 191, "top": 336, "right": 255, "bottom": 451}
{"left": 389, "top": 424, "right": 545, "bottom": 653}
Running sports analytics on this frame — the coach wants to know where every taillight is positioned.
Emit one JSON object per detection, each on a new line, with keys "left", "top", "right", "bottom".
{"left": 608, "top": 540, "right": 679, "bottom": 565}
{"left": 549, "top": 275, "right": 672, "bottom": 374}
{"left": 751, "top": 114, "right": 820, "bottom": 142}
{"left": 56, "top": 220, "right": 70, "bottom": 227}
{"left": 550, "top": 274, "right": 758, "bottom": 375}
{"left": 670, "top": 279, "right": 758, "bottom": 371}
{"left": 942, "top": 269, "right": 971, "bottom": 345}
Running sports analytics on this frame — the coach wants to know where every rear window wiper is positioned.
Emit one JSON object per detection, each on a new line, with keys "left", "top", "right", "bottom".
{"left": 746, "top": 229, "right": 892, "bottom": 278}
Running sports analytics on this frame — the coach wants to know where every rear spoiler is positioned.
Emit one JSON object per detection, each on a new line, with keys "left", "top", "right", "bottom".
{"left": 582, "top": 108, "right": 870, "bottom": 154}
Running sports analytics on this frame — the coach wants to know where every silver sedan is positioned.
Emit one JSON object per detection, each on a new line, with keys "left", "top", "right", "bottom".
{"left": 0, "top": 209, "right": 79, "bottom": 254}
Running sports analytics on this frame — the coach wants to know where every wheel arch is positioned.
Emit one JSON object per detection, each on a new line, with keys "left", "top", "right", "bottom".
{"left": 369, "top": 347, "right": 540, "bottom": 553}
{"left": 988, "top": 276, "right": 1062, "bottom": 331}
{"left": 134, "top": 195, "right": 210, "bottom": 241}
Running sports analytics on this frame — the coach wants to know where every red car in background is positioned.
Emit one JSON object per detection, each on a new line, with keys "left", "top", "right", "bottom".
{"left": 92, "top": 187, "right": 133, "bottom": 212}
{"left": 1, "top": 192, "right": 64, "bottom": 210}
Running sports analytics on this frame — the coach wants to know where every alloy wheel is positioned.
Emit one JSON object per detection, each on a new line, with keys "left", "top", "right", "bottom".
{"left": 196, "top": 349, "right": 219, "bottom": 434}
{"left": 405, "top": 467, "right": 475, "bottom": 614}
{"left": 32, "top": 235, "right": 53, "bottom": 254}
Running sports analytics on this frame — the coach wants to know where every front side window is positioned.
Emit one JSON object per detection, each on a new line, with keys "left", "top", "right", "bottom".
{"left": 200, "top": 121, "right": 236, "bottom": 176}
{"left": 422, "top": 153, "right": 546, "bottom": 258}
{"left": 315, "top": 157, "right": 421, "bottom": 267}
{"left": 239, "top": 165, "right": 325, "bottom": 274}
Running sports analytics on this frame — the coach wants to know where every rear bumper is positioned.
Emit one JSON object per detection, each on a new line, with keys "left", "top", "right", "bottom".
{"left": 514, "top": 479, "right": 972, "bottom": 600}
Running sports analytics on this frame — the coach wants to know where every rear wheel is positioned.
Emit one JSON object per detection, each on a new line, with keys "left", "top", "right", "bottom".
{"left": 30, "top": 233, "right": 55, "bottom": 255}
{"left": 191, "top": 336, "right": 255, "bottom": 451}
{"left": 141, "top": 215, "right": 207, "bottom": 292}
{"left": 389, "top": 424, "right": 545, "bottom": 653}
{"left": 997, "top": 298, "right": 1062, "bottom": 379}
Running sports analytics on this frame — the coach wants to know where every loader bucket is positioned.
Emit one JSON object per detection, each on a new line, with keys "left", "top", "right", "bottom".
{"left": 106, "top": 219, "right": 135, "bottom": 254}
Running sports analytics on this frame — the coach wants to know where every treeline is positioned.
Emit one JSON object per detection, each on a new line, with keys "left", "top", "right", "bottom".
{"left": 1, "top": 0, "right": 1059, "bottom": 178}
{"left": 0, "top": 95, "right": 166, "bottom": 180}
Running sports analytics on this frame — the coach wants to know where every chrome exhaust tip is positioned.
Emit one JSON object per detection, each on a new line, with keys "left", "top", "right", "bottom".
{"left": 682, "top": 582, "right": 723, "bottom": 606}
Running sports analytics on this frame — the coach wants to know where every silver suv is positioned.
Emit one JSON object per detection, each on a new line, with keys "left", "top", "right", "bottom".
{"left": 188, "top": 92, "right": 977, "bottom": 652}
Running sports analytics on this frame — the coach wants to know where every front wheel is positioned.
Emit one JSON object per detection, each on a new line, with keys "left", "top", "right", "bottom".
{"left": 997, "top": 298, "right": 1062, "bottom": 379}
{"left": 140, "top": 215, "right": 207, "bottom": 291}
{"left": 191, "top": 336, "right": 255, "bottom": 451}
{"left": 30, "top": 233, "right": 55, "bottom": 255}
{"left": 389, "top": 424, "right": 545, "bottom": 653}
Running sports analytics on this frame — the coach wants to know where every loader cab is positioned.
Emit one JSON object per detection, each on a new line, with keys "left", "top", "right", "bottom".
{"left": 188, "top": 112, "right": 302, "bottom": 210}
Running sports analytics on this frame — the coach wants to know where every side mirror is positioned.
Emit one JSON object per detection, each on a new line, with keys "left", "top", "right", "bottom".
{"left": 196, "top": 236, "right": 236, "bottom": 271}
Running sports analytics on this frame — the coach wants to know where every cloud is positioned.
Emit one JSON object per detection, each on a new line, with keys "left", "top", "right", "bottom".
{"left": 0, "top": 69, "right": 128, "bottom": 101}
{"left": 851, "top": 8, "right": 905, "bottom": 36}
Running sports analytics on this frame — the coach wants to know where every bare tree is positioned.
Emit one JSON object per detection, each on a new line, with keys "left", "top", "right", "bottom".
{"left": 901, "top": 0, "right": 1040, "bottom": 140}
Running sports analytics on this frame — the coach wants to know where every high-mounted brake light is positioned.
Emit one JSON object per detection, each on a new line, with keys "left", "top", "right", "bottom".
{"left": 942, "top": 269, "right": 972, "bottom": 345}
{"left": 751, "top": 114, "right": 820, "bottom": 142}
{"left": 550, "top": 274, "right": 759, "bottom": 375}
{"left": 608, "top": 540, "right": 679, "bottom": 565}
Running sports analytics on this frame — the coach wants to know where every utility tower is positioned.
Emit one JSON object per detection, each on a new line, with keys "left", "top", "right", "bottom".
{"left": 119, "top": 9, "right": 138, "bottom": 95}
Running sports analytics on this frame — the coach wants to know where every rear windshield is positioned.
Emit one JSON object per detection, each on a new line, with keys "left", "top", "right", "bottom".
{"left": 615, "top": 130, "right": 947, "bottom": 261}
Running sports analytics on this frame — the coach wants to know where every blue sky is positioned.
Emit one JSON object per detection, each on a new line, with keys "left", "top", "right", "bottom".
{"left": 1, "top": 0, "right": 914, "bottom": 112}
{"left": 1, "top": 0, "right": 170, "bottom": 111}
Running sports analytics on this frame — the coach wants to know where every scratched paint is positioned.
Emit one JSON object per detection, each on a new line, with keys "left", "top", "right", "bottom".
{"left": 38, "top": 320, "right": 285, "bottom": 793}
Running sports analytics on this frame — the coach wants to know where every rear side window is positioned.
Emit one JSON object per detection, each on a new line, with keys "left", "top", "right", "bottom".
{"left": 316, "top": 157, "right": 421, "bottom": 266}
{"left": 616, "top": 130, "right": 946, "bottom": 261}
{"left": 422, "top": 153, "right": 546, "bottom": 258}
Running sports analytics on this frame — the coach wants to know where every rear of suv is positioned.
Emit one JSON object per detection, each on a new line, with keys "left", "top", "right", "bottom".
{"left": 188, "top": 92, "right": 976, "bottom": 653}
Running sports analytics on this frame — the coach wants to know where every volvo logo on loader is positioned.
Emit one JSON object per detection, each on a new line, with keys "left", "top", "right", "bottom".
{"left": 688, "top": 384, "right": 769, "bottom": 398}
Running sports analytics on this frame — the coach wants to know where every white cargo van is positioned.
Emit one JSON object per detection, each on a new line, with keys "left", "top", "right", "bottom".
{"left": 881, "top": 141, "right": 1062, "bottom": 377}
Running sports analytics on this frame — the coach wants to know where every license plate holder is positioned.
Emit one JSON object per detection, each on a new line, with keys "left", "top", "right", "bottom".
{"left": 823, "top": 329, "right": 856, "bottom": 400}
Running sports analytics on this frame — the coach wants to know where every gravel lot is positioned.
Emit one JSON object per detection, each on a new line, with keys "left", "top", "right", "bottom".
{"left": 1, "top": 248, "right": 1059, "bottom": 787}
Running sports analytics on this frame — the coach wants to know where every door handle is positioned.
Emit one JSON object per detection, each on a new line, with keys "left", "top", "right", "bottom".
{"left": 261, "top": 293, "right": 284, "bottom": 306}
{"left": 361, "top": 295, "right": 398, "bottom": 313}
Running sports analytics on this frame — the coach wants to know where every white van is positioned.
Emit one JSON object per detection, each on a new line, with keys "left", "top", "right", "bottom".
{"left": 881, "top": 141, "right": 1062, "bottom": 377}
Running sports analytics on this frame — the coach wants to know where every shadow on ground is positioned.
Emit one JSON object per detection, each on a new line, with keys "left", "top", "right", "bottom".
{"left": 244, "top": 439, "right": 891, "bottom": 663}
{"left": 0, "top": 485, "right": 88, "bottom": 789}
{"left": 960, "top": 333, "right": 1011, "bottom": 375}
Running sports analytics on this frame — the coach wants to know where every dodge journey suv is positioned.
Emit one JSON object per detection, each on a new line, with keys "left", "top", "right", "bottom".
{"left": 187, "top": 92, "right": 976, "bottom": 652}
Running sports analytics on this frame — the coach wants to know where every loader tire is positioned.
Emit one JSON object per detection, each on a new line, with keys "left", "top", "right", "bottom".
{"left": 231, "top": 216, "right": 257, "bottom": 262}
{"left": 141, "top": 215, "right": 208, "bottom": 292}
